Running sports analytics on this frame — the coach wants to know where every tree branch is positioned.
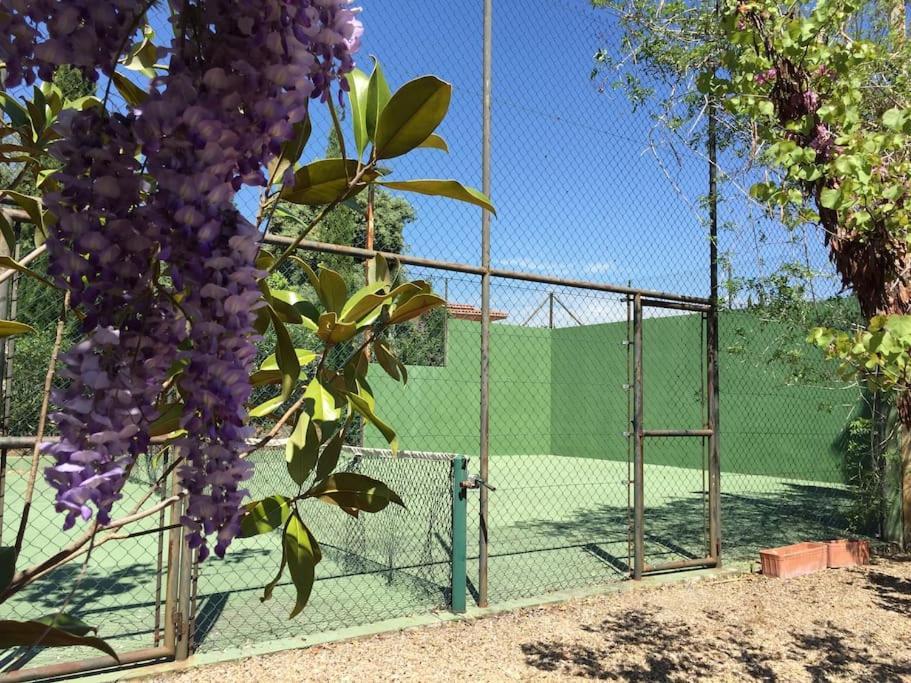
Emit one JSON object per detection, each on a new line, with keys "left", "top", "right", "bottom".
{"left": 14, "top": 291, "right": 69, "bottom": 557}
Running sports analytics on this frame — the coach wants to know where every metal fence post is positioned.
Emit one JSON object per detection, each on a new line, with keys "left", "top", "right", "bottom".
{"left": 632, "top": 294, "right": 644, "bottom": 579}
{"left": 451, "top": 456, "right": 468, "bottom": 613}
{"left": 707, "top": 83, "right": 723, "bottom": 565}
{"left": 478, "top": 0, "right": 493, "bottom": 609}
{"left": 172, "top": 488, "right": 194, "bottom": 661}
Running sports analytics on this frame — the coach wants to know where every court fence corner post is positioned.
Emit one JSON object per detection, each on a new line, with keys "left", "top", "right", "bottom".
{"left": 173, "top": 491, "right": 195, "bottom": 662}
{"left": 632, "top": 293, "right": 645, "bottom": 580}
{"left": 450, "top": 455, "right": 468, "bottom": 614}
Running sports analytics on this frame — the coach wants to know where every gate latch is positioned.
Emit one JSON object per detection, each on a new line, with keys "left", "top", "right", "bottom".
{"left": 461, "top": 474, "right": 497, "bottom": 491}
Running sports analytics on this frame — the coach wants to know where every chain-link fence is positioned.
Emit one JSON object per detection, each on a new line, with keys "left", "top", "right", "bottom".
{"left": 0, "top": 0, "right": 883, "bottom": 678}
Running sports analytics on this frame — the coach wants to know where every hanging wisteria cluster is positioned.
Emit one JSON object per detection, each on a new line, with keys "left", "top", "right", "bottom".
{"left": 42, "top": 107, "right": 183, "bottom": 529}
{"left": 0, "top": 0, "right": 141, "bottom": 87}
{"left": 1, "top": 0, "right": 363, "bottom": 558}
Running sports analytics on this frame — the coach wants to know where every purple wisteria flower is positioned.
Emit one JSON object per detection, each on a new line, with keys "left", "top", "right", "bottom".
{"left": 136, "top": 0, "right": 363, "bottom": 559}
{"left": 42, "top": 108, "right": 183, "bottom": 527}
{"left": 0, "top": 1, "right": 144, "bottom": 87}
{"left": 12, "top": 0, "right": 363, "bottom": 557}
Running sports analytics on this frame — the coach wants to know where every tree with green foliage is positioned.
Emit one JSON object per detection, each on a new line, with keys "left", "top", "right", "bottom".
{"left": 271, "top": 133, "right": 414, "bottom": 291}
{"left": 593, "top": 0, "right": 911, "bottom": 539}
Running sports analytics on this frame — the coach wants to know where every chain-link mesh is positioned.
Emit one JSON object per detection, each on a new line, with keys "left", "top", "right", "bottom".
{"left": 191, "top": 444, "right": 456, "bottom": 653}
{"left": 481, "top": 279, "right": 631, "bottom": 601}
{"left": 639, "top": 308, "right": 711, "bottom": 568}
{"left": 0, "top": 447, "right": 174, "bottom": 670}
{"left": 0, "top": 0, "right": 884, "bottom": 675}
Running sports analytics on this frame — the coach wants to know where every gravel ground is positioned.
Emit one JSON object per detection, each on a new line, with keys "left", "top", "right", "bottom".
{"left": 152, "top": 557, "right": 911, "bottom": 682}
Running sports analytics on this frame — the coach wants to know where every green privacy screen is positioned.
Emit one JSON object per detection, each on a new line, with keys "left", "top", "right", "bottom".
{"left": 365, "top": 313, "right": 853, "bottom": 484}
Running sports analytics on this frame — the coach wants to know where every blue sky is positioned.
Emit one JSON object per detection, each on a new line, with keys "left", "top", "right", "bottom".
{"left": 339, "top": 0, "right": 833, "bottom": 316}
{"left": 53, "top": 1, "right": 835, "bottom": 323}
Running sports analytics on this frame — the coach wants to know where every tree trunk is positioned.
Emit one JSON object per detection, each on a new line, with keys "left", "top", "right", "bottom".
{"left": 899, "top": 392, "right": 911, "bottom": 549}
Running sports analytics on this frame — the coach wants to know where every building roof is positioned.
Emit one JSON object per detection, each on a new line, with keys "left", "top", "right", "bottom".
{"left": 446, "top": 303, "right": 508, "bottom": 322}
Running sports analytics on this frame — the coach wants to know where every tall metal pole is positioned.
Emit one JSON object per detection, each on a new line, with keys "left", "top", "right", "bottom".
{"left": 707, "top": 75, "right": 722, "bottom": 565}
{"left": 478, "top": 0, "right": 493, "bottom": 609}
{"left": 548, "top": 292, "right": 554, "bottom": 329}
{"left": 632, "top": 294, "right": 644, "bottom": 579}
{"left": 0, "top": 224, "right": 17, "bottom": 545}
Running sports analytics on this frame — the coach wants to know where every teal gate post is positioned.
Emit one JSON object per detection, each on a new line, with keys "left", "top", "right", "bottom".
{"left": 450, "top": 455, "right": 468, "bottom": 613}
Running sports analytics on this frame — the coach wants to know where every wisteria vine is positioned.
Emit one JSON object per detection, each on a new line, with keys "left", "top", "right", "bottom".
{"left": 1, "top": 0, "right": 363, "bottom": 558}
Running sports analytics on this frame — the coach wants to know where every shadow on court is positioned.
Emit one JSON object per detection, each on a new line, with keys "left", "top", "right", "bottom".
{"left": 505, "top": 480, "right": 861, "bottom": 568}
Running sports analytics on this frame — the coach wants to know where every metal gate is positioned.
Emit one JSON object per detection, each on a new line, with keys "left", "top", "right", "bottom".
{"left": 0, "top": 440, "right": 189, "bottom": 682}
{"left": 628, "top": 294, "right": 721, "bottom": 579}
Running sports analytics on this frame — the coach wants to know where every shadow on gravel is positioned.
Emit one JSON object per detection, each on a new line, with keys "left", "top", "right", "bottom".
{"left": 863, "top": 570, "right": 911, "bottom": 616}
{"left": 521, "top": 600, "right": 911, "bottom": 681}
{"left": 520, "top": 607, "right": 774, "bottom": 681}
{"left": 790, "top": 623, "right": 911, "bottom": 682}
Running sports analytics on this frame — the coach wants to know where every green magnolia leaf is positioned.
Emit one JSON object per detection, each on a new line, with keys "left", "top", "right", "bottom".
{"left": 388, "top": 293, "right": 446, "bottom": 325}
{"left": 285, "top": 513, "right": 321, "bottom": 618}
{"left": 366, "top": 254, "right": 394, "bottom": 286}
{"left": 344, "top": 346, "right": 370, "bottom": 383}
{"left": 267, "top": 289, "right": 304, "bottom": 324}
{"left": 0, "top": 619, "right": 119, "bottom": 660}
{"left": 374, "top": 76, "right": 452, "bottom": 160}
{"left": 316, "top": 312, "right": 358, "bottom": 344}
{"left": 1, "top": 191, "right": 44, "bottom": 238}
{"left": 304, "top": 378, "right": 342, "bottom": 422}
{"left": 280, "top": 159, "right": 373, "bottom": 205}
{"left": 0, "top": 547, "right": 14, "bottom": 592}
{"left": 417, "top": 134, "right": 449, "bottom": 152}
{"left": 0, "top": 320, "right": 35, "bottom": 338}
{"left": 253, "top": 305, "right": 271, "bottom": 336}
{"left": 148, "top": 402, "right": 184, "bottom": 437}
{"left": 121, "top": 25, "right": 159, "bottom": 77}
{"left": 366, "top": 57, "right": 392, "bottom": 142}
{"left": 261, "top": 524, "right": 289, "bottom": 603}
{"left": 34, "top": 613, "right": 97, "bottom": 637}
{"left": 289, "top": 256, "right": 322, "bottom": 293}
{"left": 260, "top": 348, "right": 317, "bottom": 372}
{"left": 346, "top": 392, "right": 398, "bottom": 453}
{"left": 0, "top": 93, "right": 31, "bottom": 129}
{"left": 268, "top": 118, "right": 312, "bottom": 184}
{"left": 272, "top": 311, "right": 301, "bottom": 400}
{"left": 111, "top": 71, "right": 148, "bottom": 108}
{"left": 339, "top": 281, "right": 391, "bottom": 324}
{"left": 0, "top": 212, "right": 16, "bottom": 254}
{"left": 286, "top": 412, "right": 320, "bottom": 485}
{"left": 240, "top": 496, "right": 292, "bottom": 538}
{"left": 318, "top": 268, "right": 347, "bottom": 313}
{"left": 388, "top": 280, "right": 429, "bottom": 306}
{"left": 378, "top": 179, "right": 495, "bottom": 214}
{"left": 294, "top": 300, "right": 321, "bottom": 332}
{"left": 315, "top": 427, "right": 346, "bottom": 482}
{"left": 306, "top": 472, "right": 404, "bottom": 513}
{"left": 0, "top": 255, "right": 56, "bottom": 290}
{"left": 250, "top": 394, "right": 286, "bottom": 418}
{"left": 251, "top": 369, "right": 283, "bottom": 387}
{"left": 345, "top": 69, "right": 371, "bottom": 157}
{"left": 374, "top": 340, "right": 408, "bottom": 384}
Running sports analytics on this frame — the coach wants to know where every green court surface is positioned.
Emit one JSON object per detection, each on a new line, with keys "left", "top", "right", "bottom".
{"left": 0, "top": 450, "right": 858, "bottom": 672}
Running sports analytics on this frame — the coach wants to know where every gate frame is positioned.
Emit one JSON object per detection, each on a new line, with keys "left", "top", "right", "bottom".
{"left": 0, "top": 433, "right": 190, "bottom": 682}
{"left": 630, "top": 294, "right": 721, "bottom": 579}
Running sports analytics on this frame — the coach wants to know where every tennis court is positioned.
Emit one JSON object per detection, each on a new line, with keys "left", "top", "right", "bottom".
{"left": 0, "top": 445, "right": 858, "bottom": 668}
